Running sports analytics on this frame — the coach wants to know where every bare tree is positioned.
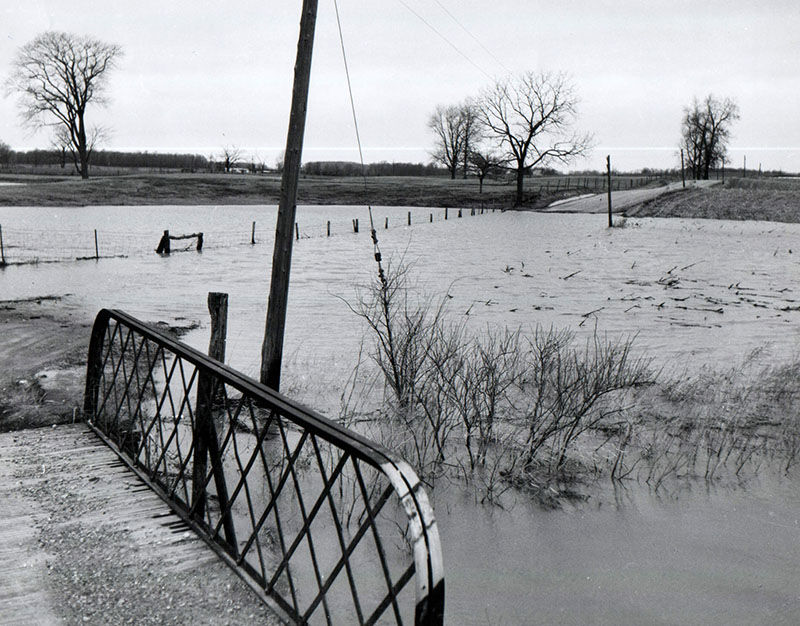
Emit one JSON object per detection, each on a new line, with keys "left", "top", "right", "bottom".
{"left": 428, "top": 102, "right": 479, "bottom": 179}
{"left": 460, "top": 100, "right": 480, "bottom": 179}
{"left": 221, "top": 145, "right": 243, "bottom": 173}
{"left": 468, "top": 149, "right": 506, "bottom": 193}
{"left": 4, "top": 32, "right": 122, "bottom": 179}
{"left": 477, "top": 71, "right": 592, "bottom": 206}
{"left": 681, "top": 95, "right": 739, "bottom": 180}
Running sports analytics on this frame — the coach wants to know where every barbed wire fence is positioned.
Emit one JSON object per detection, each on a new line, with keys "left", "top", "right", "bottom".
{"left": 0, "top": 206, "right": 497, "bottom": 265}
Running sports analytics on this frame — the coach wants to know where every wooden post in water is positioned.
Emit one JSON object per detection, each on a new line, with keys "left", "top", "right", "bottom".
{"left": 156, "top": 230, "right": 171, "bottom": 254}
{"left": 458, "top": 209, "right": 462, "bottom": 218}
{"left": 94, "top": 229, "right": 99, "bottom": 260}
{"left": 0, "top": 224, "right": 5, "bottom": 265}
{"left": 385, "top": 217, "right": 389, "bottom": 229}
{"left": 445, "top": 207, "right": 448, "bottom": 220}
{"left": 352, "top": 218, "right": 359, "bottom": 233}
{"left": 251, "top": 221, "right": 256, "bottom": 244}
{"left": 295, "top": 223, "right": 300, "bottom": 241}
{"left": 407, "top": 211, "right": 411, "bottom": 226}
{"left": 326, "top": 220, "right": 330, "bottom": 236}
{"left": 606, "top": 155, "right": 613, "bottom": 228}
{"left": 430, "top": 213, "right": 433, "bottom": 223}
{"left": 261, "top": 0, "right": 318, "bottom": 390}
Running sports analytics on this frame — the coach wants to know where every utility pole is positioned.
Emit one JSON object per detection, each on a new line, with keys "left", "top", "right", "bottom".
{"left": 680, "top": 149, "right": 685, "bottom": 188}
{"left": 606, "top": 155, "right": 613, "bottom": 227}
{"left": 261, "top": 0, "right": 318, "bottom": 390}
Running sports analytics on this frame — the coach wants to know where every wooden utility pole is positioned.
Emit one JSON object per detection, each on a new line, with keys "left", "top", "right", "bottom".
{"left": 680, "top": 149, "right": 686, "bottom": 188}
{"left": 260, "top": 0, "right": 318, "bottom": 390}
{"left": 606, "top": 155, "right": 613, "bottom": 227}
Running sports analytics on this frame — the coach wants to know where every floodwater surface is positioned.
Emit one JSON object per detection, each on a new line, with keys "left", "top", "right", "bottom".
{"left": 2, "top": 204, "right": 799, "bottom": 624}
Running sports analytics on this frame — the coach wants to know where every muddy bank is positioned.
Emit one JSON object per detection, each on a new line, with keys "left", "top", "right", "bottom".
{"left": 0, "top": 298, "right": 90, "bottom": 431}
{"left": 0, "top": 298, "right": 200, "bottom": 432}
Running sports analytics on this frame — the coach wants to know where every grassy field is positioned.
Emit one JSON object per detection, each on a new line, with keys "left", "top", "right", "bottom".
{"left": 0, "top": 171, "right": 663, "bottom": 209}
{"left": 627, "top": 177, "right": 800, "bottom": 223}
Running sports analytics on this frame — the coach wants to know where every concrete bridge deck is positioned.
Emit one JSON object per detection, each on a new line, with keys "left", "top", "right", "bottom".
{"left": 0, "top": 424, "right": 280, "bottom": 626}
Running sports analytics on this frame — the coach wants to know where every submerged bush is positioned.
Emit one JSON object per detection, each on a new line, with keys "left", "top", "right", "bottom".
{"left": 345, "top": 261, "right": 654, "bottom": 502}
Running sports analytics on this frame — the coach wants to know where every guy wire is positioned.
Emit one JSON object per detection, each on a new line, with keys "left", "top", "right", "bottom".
{"left": 332, "top": 0, "right": 387, "bottom": 287}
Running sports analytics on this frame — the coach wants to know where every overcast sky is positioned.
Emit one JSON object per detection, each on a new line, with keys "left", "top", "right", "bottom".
{"left": 2, "top": 1, "right": 799, "bottom": 172}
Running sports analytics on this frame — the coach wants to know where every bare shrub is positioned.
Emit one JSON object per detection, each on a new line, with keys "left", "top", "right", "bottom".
{"left": 345, "top": 261, "right": 657, "bottom": 503}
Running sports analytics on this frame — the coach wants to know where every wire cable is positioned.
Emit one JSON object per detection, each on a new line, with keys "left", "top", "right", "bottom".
{"left": 396, "top": 0, "right": 494, "bottom": 80}
{"left": 433, "top": 0, "right": 511, "bottom": 75}
{"left": 332, "top": 0, "right": 387, "bottom": 286}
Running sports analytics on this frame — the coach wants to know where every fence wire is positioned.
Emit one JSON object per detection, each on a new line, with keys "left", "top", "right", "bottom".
{"left": 0, "top": 207, "right": 499, "bottom": 265}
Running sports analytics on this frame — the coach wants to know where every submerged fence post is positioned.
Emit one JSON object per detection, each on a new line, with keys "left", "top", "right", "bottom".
{"left": 408, "top": 211, "right": 411, "bottom": 226}
{"left": 156, "top": 230, "right": 171, "bottom": 254}
{"left": 0, "top": 224, "right": 5, "bottom": 265}
{"left": 327, "top": 220, "right": 331, "bottom": 237}
{"left": 251, "top": 221, "right": 256, "bottom": 244}
{"left": 94, "top": 229, "right": 99, "bottom": 260}
{"left": 295, "top": 223, "right": 300, "bottom": 241}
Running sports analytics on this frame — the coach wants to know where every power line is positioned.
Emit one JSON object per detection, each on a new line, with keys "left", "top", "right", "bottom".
{"left": 433, "top": 0, "right": 511, "bottom": 75}
{"left": 396, "top": 0, "right": 494, "bottom": 80}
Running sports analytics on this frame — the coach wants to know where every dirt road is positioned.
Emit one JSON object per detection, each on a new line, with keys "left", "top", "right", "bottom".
{"left": 544, "top": 180, "right": 718, "bottom": 214}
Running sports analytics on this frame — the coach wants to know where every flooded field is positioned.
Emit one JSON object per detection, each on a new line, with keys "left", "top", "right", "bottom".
{"left": 2, "top": 204, "right": 799, "bottom": 624}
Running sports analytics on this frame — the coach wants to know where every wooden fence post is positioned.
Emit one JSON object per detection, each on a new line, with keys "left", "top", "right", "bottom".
{"left": 192, "top": 292, "right": 236, "bottom": 549}
{"left": 295, "top": 223, "right": 300, "bottom": 241}
{"left": 352, "top": 218, "right": 359, "bottom": 233}
{"left": 606, "top": 155, "right": 613, "bottom": 228}
{"left": 251, "top": 221, "right": 256, "bottom": 244}
{"left": 156, "top": 230, "right": 171, "bottom": 254}
{"left": 1, "top": 224, "right": 6, "bottom": 265}
{"left": 327, "top": 220, "right": 331, "bottom": 237}
{"left": 94, "top": 229, "right": 99, "bottom": 260}
{"left": 407, "top": 211, "right": 411, "bottom": 226}
{"left": 445, "top": 207, "right": 448, "bottom": 220}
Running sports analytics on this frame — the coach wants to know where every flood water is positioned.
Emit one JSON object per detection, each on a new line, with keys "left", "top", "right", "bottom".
{"left": 2, "top": 204, "right": 799, "bottom": 624}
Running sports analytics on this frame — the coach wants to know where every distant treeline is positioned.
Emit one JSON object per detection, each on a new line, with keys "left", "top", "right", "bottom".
{"left": 0, "top": 146, "right": 211, "bottom": 172}
{"left": 301, "top": 161, "right": 448, "bottom": 177}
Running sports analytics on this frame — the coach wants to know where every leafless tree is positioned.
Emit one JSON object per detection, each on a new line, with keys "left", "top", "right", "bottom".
{"left": 468, "top": 149, "right": 506, "bottom": 193}
{"left": 221, "top": 145, "right": 243, "bottom": 173}
{"left": 460, "top": 101, "right": 480, "bottom": 179}
{"left": 428, "top": 102, "right": 480, "bottom": 179}
{"left": 477, "top": 71, "right": 592, "bottom": 206}
{"left": 680, "top": 95, "right": 739, "bottom": 180}
{"left": 4, "top": 31, "right": 122, "bottom": 179}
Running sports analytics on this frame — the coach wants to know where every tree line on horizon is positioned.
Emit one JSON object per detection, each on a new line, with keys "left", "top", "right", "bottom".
{"left": 3, "top": 30, "right": 744, "bottom": 196}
